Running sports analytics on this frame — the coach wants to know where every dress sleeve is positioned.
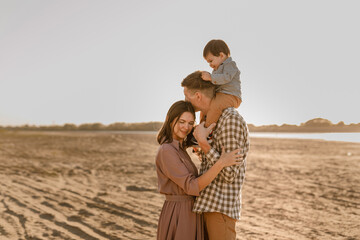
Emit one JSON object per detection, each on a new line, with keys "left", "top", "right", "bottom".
{"left": 157, "top": 145, "right": 200, "bottom": 196}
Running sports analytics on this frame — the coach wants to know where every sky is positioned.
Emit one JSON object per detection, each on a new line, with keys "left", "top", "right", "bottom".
{"left": 1, "top": 0, "right": 359, "bottom": 127}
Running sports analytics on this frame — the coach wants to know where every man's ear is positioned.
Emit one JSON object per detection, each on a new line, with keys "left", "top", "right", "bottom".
{"left": 194, "top": 91, "right": 202, "bottom": 101}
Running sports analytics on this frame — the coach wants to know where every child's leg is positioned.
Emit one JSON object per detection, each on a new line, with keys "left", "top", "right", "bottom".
{"left": 205, "top": 93, "right": 242, "bottom": 127}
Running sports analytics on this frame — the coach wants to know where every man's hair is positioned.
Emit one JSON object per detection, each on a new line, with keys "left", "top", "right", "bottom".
{"left": 181, "top": 71, "right": 215, "bottom": 98}
{"left": 203, "top": 39, "right": 230, "bottom": 58}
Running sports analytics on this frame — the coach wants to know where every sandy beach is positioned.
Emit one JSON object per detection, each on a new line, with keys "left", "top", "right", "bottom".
{"left": 0, "top": 131, "right": 359, "bottom": 240}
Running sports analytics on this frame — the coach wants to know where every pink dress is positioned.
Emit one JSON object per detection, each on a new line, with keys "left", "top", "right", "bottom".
{"left": 155, "top": 140, "right": 206, "bottom": 240}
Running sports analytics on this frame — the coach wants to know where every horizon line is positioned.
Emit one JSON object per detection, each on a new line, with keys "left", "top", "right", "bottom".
{"left": 1, "top": 117, "right": 360, "bottom": 128}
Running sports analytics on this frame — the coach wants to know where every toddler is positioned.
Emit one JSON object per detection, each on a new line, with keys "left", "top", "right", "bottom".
{"left": 201, "top": 39, "right": 242, "bottom": 127}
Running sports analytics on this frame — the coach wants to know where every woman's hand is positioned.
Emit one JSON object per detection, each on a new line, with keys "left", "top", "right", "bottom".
{"left": 218, "top": 147, "right": 244, "bottom": 168}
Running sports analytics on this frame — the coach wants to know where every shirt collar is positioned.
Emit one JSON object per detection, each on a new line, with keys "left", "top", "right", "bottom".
{"left": 222, "top": 57, "right": 232, "bottom": 65}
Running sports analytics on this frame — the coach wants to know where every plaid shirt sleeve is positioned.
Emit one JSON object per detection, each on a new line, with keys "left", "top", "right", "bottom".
{"left": 204, "top": 113, "right": 247, "bottom": 183}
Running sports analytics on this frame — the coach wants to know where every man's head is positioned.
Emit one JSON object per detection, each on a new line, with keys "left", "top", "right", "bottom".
{"left": 203, "top": 39, "right": 230, "bottom": 70}
{"left": 181, "top": 71, "right": 215, "bottom": 113}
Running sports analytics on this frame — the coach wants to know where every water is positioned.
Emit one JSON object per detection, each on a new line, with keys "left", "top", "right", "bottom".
{"left": 114, "top": 131, "right": 360, "bottom": 143}
{"left": 250, "top": 132, "right": 360, "bottom": 143}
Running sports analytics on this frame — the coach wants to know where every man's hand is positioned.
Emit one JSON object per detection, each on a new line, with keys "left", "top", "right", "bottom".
{"left": 193, "top": 122, "right": 215, "bottom": 142}
{"left": 201, "top": 71, "right": 212, "bottom": 81}
{"left": 193, "top": 122, "right": 216, "bottom": 154}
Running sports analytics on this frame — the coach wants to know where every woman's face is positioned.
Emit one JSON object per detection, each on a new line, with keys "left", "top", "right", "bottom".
{"left": 172, "top": 112, "right": 195, "bottom": 143}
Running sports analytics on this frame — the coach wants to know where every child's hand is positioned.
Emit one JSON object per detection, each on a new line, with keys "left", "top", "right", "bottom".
{"left": 201, "top": 71, "right": 212, "bottom": 81}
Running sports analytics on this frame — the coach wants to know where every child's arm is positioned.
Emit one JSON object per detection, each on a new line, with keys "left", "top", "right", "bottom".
{"left": 210, "top": 62, "right": 239, "bottom": 85}
{"left": 201, "top": 71, "right": 212, "bottom": 81}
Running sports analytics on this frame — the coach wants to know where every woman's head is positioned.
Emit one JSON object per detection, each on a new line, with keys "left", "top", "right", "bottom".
{"left": 157, "top": 100, "right": 195, "bottom": 147}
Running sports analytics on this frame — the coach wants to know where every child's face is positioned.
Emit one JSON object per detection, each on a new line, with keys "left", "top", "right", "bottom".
{"left": 204, "top": 52, "right": 227, "bottom": 71}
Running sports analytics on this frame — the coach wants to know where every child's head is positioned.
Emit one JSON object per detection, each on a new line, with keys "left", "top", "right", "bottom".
{"left": 203, "top": 39, "right": 230, "bottom": 71}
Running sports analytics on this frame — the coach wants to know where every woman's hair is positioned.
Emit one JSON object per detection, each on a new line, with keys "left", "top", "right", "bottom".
{"left": 157, "top": 100, "right": 195, "bottom": 148}
{"left": 203, "top": 39, "right": 230, "bottom": 58}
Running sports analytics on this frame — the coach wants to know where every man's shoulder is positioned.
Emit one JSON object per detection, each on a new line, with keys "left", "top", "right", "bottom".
{"left": 213, "top": 108, "right": 249, "bottom": 144}
{"left": 221, "top": 107, "right": 244, "bottom": 120}
{"left": 218, "top": 108, "right": 247, "bottom": 128}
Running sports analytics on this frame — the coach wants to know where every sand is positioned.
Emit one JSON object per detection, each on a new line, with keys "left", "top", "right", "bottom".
{"left": 0, "top": 131, "right": 359, "bottom": 240}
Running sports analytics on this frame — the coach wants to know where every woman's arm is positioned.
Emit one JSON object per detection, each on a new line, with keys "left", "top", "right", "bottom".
{"left": 157, "top": 144, "right": 201, "bottom": 196}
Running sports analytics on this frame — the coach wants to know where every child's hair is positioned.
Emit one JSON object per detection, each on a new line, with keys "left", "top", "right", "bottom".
{"left": 203, "top": 39, "right": 230, "bottom": 58}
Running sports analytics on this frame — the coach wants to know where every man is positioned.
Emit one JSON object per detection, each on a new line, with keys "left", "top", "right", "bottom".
{"left": 181, "top": 71, "right": 250, "bottom": 240}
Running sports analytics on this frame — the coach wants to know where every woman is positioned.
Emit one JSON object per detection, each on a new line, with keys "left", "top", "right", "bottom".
{"left": 156, "top": 100, "right": 241, "bottom": 240}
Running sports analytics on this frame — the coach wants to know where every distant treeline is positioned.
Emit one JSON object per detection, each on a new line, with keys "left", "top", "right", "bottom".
{"left": 1, "top": 118, "right": 360, "bottom": 133}
{"left": 248, "top": 118, "right": 360, "bottom": 132}
{"left": 0, "top": 122, "right": 163, "bottom": 132}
